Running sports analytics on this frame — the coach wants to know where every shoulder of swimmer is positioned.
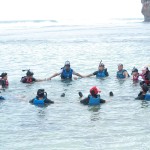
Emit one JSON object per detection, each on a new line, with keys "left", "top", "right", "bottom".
{"left": 30, "top": 96, "right": 54, "bottom": 104}
{"left": 80, "top": 94, "right": 101, "bottom": 105}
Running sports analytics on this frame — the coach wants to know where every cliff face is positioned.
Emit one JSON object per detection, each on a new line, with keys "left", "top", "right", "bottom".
{"left": 141, "top": 0, "right": 150, "bottom": 21}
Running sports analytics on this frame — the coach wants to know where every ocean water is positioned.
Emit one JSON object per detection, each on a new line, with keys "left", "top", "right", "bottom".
{"left": 0, "top": 18, "right": 150, "bottom": 150}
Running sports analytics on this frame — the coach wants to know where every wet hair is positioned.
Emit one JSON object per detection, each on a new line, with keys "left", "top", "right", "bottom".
{"left": 26, "top": 70, "right": 34, "bottom": 76}
{"left": 99, "top": 60, "right": 105, "bottom": 67}
{"left": 0, "top": 73, "right": 7, "bottom": 78}
{"left": 65, "top": 61, "right": 70, "bottom": 66}
{"left": 118, "top": 64, "right": 123, "bottom": 67}
{"left": 37, "top": 89, "right": 45, "bottom": 97}
{"left": 99, "top": 63, "right": 104, "bottom": 67}
{"left": 132, "top": 67, "right": 138, "bottom": 72}
{"left": 131, "top": 67, "right": 138, "bottom": 75}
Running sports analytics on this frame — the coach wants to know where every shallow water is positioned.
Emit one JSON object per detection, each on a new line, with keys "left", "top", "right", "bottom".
{"left": 0, "top": 19, "right": 150, "bottom": 150}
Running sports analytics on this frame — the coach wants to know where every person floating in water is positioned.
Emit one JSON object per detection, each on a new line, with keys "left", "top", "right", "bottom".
{"left": 117, "top": 64, "right": 129, "bottom": 79}
{"left": 131, "top": 67, "right": 141, "bottom": 81}
{"left": 47, "top": 61, "right": 84, "bottom": 80}
{"left": 21, "top": 70, "right": 46, "bottom": 83}
{"left": 85, "top": 61, "right": 109, "bottom": 78}
{"left": 80, "top": 86, "right": 106, "bottom": 105}
{"left": 140, "top": 66, "right": 150, "bottom": 86}
{"left": 135, "top": 83, "right": 150, "bottom": 100}
{"left": 29, "top": 89, "right": 54, "bottom": 106}
{"left": 0, "top": 73, "right": 9, "bottom": 89}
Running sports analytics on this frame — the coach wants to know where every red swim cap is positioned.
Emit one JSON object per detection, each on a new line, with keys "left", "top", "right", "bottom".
{"left": 90, "top": 86, "right": 101, "bottom": 95}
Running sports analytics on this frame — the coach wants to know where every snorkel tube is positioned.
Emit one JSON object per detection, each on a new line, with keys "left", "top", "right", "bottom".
{"left": 99, "top": 60, "right": 102, "bottom": 66}
{"left": 99, "top": 60, "right": 105, "bottom": 67}
{"left": 22, "top": 69, "right": 34, "bottom": 76}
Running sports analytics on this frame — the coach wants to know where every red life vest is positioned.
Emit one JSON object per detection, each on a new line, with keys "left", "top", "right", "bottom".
{"left": 6, "top": 80, "right": 9, "bottom": 86}
{"left": 26, "top": 77, "right": 33, "bottom": 83}
{"left": 133, "top": 74, "right": 139, "bottom": 81}
{"left": 0, "top": 78, "right": 9, "bottom": 87}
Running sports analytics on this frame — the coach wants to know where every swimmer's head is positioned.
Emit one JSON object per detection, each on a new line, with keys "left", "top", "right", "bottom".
{"left": 131, "top": 67, "right": 138, "bottom": 75}
{"left": 109, "top": 91, "right": 114, "bottom": 96}
{"left": 37, "top": 89, "right": 45, "bottom": 97}
{"left": 99, "top": 62, "right": 105, "bottom": 71}
{"left": 61, "top": 93, "right": 65, "bottom": 97}
{"left": 0, "top": 72, "right": 7, "bottom": 80}
{"left": 118, "top": 64, "right": 123, "bottom": 71}
{"left": 142, "top": 66, "right": 149, "bottom": 74}
{"left": 26, "top": 70, "right": 34, "bottom": 77}
{"left": 64, "top": 61, "right": 70, "bottom": 71}
{"left": 90, "top": 86, "right": 101, "bottom": 96}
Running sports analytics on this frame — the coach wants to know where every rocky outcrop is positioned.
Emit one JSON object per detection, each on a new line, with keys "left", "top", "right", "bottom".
{"left": 141, "top": 0, "right": 150, "bottom": 21}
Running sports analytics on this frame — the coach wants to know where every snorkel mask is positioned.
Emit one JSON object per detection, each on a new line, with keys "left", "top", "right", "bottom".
{"left": 22, "top": 69, "right": 34, "bottom": 76}
{"left": 37, "top": 89, "right": 47, "bottom": 98}
{"left": 99, "top": 60, "right": 105, "bottom": 67}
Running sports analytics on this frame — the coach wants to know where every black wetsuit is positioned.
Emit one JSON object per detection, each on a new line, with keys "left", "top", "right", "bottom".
{"left": 145, "top": 71, "right": 150, "bottom": 85}
{"left": 93, "top": 69, "right": 109, "bottom": 77}
{"left": 21, "top": 76, "right": 36, "bottom": 83}
{"left": 135, "top": 91, "right": 146, "bottom": 100}
{"left": 80, "top": 94, "right": 106, "bottom": 105}
{"left": 146, "top": 71, "right": 150, "bottom": 79}
{"left": 0, "top": 79, "right": 7, "bottom": 88}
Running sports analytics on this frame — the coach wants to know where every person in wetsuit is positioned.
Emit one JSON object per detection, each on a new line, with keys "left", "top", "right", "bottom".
{"left": 131, "top": 67, "right": 141, "bottom": 81}
{"left": 135, "top": 84, "right": 149, "bottom": 100}
{"left": 47, "top": 61, "right": 84, "bottom": 80}
{"left": 85, "top": 62, "right": 109, "bottom": 78}
{"left": 29, "top": 89, "right": 54, "bottom": 106}
{"left": 117, "top": 64, "right": 129, "bottom": 79}
{"left": 80, "top": 86, "right": 106, "bottom": 105}
{"left": 0, "top": 72, "right": 9, "bottom": 89}
{"left": 140, "top": 66, "right": 150, "bottom": 86}
{"left": 21, "top": 70, "right": 46, "bottom": 83}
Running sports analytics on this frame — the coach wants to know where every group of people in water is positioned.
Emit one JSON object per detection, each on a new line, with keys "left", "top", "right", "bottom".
{"left": 0, "top": 60, "right": 150, "bottom": 106}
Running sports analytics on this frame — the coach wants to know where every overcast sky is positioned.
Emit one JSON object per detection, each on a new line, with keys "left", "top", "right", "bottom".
{"left": 0, "top": 0, "right": 143, "bottom": 21}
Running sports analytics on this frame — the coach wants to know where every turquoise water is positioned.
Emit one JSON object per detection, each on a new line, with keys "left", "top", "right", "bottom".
{"left": 0, "top": 19, "right": 150, "bottom": 150}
